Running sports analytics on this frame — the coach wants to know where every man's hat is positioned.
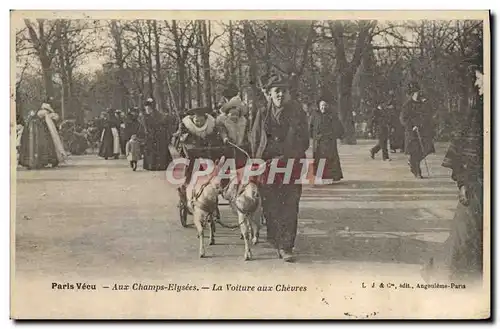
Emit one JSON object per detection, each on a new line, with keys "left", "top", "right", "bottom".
{"left": 186, "top": 106, "right": 212, "bottom": 116}
{"left": 145, "top": 97, "right": 155, "bottom": 106}
{"left": 222, "top": 83, "right": 239, "bottom": 99}
{"left": 262, "top": 73, "right": 290, "bottom": 91}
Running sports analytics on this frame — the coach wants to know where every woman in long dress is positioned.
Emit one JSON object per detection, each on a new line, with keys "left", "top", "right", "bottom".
{"left": 309, "top": 100, "right": 344, "bottom": 183}
{"left": 18, "top": 97, "right": 67, "bottom": 169}
{"left": 98, "top": 109, "right": 121, "bottom": 160}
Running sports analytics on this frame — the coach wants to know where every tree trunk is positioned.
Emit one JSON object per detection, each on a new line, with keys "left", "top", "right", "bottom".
{"left": 265, "top": 27, "right": 272, "bottom": 76}
{"left": 187, "top": 63, "right": 192, "bottom": 108}
{"left": 237, "top": 54, "right": 243, "bottom": 94}
{"left": 195, "top": 41, "right": 202, "bottom": 107}
{"left": 153, "top": 20, "right": 165, "bottom": 111}
{"left": 200, "top": 20, "right": 212, "bottom": 109}
{"left": 147, "top": 21, "right": 154, "bottom": 99}
{"left": 137, "top": 31, "right": 145, "bottom": 97}
{"left": 41, "top": 57, "right": 55, "bottom": 100}
{"left": 243, "top": 22, "right": 260, "bottom": 124}
{"left": 228, "top": 20, "right": 235, "bottom": 83}
{"left": 57, "top": 44, "right": 68, "bottom": 119}
{"left": 337, "top": 66, "right": 356, "bottom": 145}
{"left": 172, "top": 20, "right": 187, "bottom": 111}
{"left": 177, "top": 57, "right": 186, "bottom": 110}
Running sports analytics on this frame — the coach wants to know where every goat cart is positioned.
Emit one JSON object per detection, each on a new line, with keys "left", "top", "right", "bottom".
{"left": 177, "top": 144, "right": 244, "bottom": 228}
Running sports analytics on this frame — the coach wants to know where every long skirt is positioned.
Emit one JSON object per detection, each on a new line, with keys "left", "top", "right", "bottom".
{"left": 313, "top": 139, "right": 343, "bottom": 181}
{"left": 99, "top": 128, "right": 120, "bottom": 158}
{"left": 18, "top": 119, "right": 59, "bottom": 169}
{"left": 447, "top": 180, "right": 483, "bottom": 282}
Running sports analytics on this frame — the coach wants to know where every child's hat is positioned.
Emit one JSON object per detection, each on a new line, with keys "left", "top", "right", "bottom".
{"left": 219, "top": 96, "right": 244, "bottom": 115}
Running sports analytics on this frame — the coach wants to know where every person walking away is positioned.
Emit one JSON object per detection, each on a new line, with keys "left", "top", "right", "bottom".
{"left": 249, "top": 73, "right": 310, "bottom": 262}
{"left": 126, "top": 134, "right": 141, "bottom": 171}
{"left": 18, "top": 97, "right": 67, "bottom": 169}
{"left": 400, "top": 82, "right": 435, "bottom": 178}
{"left": 370, "top": 94, "right": 393, "bottom": 161}
{"left": 310, "top": 99, "right": 344, "bottom": 183}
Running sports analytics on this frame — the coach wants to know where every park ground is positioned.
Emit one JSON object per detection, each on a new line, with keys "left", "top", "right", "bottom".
{"left": 13, "top": 139, "right": 486, "bottom": 319}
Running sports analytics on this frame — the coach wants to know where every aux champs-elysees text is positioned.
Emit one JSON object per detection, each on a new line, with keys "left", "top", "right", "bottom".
{"left": 164, "top": 157, "right": 333, "bottom": 186}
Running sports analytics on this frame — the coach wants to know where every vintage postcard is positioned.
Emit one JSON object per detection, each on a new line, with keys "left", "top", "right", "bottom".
{"left": 10, "top": 10, "right": 490, "bottom": 319}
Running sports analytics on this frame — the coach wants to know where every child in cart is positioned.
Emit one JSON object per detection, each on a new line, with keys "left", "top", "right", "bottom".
{"left": 173, "top": 107, "right": 225, "bottom": 202}
{"left": 216, "top": 91, "right": 250, "bottom": 169}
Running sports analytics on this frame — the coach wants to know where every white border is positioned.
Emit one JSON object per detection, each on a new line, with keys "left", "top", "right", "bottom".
{"left": 3, "top": 1, "right": 497, "bottom": 327}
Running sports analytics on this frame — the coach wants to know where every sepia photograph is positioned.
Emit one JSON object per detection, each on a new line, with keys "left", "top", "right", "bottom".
{"left": 10, "top": 10, "right": 490, "bottom": 319}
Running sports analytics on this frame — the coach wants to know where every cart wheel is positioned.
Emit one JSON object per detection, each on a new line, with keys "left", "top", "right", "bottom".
{"left": 179, "top": 205, "right": 188, "bottom": 228}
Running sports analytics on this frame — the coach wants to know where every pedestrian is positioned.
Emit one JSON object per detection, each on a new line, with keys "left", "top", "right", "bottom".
{"left": 370, "top": 93, "right": 393, "bottom": 161}
{"left": 18, "top": 96, "right": 67, "bottom": 169}
{"left": 309, "top": 99, "right": 344, "bottom": 183}
{"left": 137, "top": 98, "right": 173, "bottom": 171}
{"left": 388, "top": 90, "right": 405, "bottom": 153}
{"left": 400, "top": 82, "right": 435, "bottom": 178}
{"left": 98, "top": 108, "right": 121, "bottom": 160}
{"left": 126, "top": 134, "right": 141, "bottom": 171}
{"left": 441, "top": 47, "right": 484, "bottom": 283}
{"left": 249, "top": 73, "right": 310, "bottom": 262}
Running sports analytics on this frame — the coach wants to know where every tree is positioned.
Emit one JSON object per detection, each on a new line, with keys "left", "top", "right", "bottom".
{"left": 56, "top": 20, "right": 102, "bottom": 122}
{"left": 23, "top": 19, "right": 63, "bottom": 100}
{"left": 165, "top": 20, "right": 196, "bottom": 111}
{"left": 327, "top": 20, "right": 377, "bottom": 144}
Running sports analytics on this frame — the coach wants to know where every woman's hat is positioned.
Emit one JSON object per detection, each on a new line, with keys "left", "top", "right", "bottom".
{"left": 186, "top": 107, "right": 212, "bottom": 116}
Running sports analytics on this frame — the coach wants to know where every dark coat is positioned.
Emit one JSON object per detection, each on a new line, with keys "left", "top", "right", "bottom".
{"left": 309, "top": 110, "right": 344, "bottom": 181}
{"left": 138, "top": 110, "right": 173, "bottom": 171}
{"left": 249, "top": 100, "right": 310, "bottom": 185}
{"left": 371, "top": 105, "right": 392, "bottom": 140}
{"left": 249, "top": 100, "right": 309, "bottom": 160}
{"left": 400, "top": 97, "right": 435, "bottom": 158}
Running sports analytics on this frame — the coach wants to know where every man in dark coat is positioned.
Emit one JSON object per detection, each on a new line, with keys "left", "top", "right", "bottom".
{"left": 249, "top": 73, "right": 310, "bottom": 262}
{"left": 370, "top": 93, "right": 393, "bottom": 161}
{"left": 400, "top": 82, "right": 435, "bottom": 178}
{"left": 137, "top": 98, "right": 173, "bottom": 171}
{"left": 310, "top": 100, "right": 344, "bottom": 182}
{"left": 388, "top": 90, "right": 405, "bottom": 153}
